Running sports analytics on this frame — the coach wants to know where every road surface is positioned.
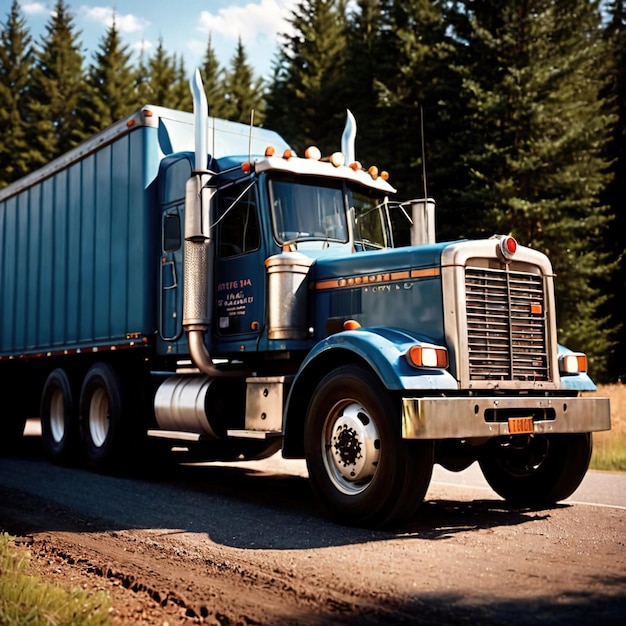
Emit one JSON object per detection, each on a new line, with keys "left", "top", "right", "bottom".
{"left": 0, "top": 424, "right": 624, "bottom": 625}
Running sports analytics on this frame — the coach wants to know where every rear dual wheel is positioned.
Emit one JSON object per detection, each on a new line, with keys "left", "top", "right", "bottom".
{"left": 79, "top": 362, "right": 138, "bottom": 471}
{"left": 40, "top": 368, "right": 79, "bottom": 463}
{"left": 304, "top": 364, "right": 434, "bottom": 528}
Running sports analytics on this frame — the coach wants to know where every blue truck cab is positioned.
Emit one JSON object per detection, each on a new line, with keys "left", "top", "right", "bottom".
{"left": 0, "top": 72, "right": 610, "bottom": 527}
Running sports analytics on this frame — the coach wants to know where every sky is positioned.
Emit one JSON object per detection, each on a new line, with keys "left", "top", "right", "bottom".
{"left": 16, "top": 0, "right": 300, "bottom": 80}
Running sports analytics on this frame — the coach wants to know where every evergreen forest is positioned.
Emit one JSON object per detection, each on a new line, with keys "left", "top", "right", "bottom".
{"left": 1, "top": 0, "right": 624, "bottom": 382}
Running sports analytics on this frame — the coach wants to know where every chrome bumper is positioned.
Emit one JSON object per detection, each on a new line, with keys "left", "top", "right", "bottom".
{"left": 401, "top": 396, "right": 611, "bottom": 439}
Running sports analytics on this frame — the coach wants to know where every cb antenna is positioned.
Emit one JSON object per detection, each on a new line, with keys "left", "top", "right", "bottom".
{"left": 248, "top": 109, "right": 255, "bottom": 162}
{"left": 420, "top": 104, "right": 428, "bottom": 200}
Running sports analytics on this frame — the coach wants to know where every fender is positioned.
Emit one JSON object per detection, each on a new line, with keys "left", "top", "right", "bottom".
{"left": 280, "top": 327, "right": 458, "bottom": 457}
{"left": 294, "top": 327, "right": 458, "bottom": 392}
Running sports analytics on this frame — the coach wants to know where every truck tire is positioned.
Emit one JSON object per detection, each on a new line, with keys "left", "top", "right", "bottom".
{"left": 79, "top": 362, "right": 130, "bottom": 471}
{"left": 478, "top": 433, "right": 592, "bottom": 505}
{"left": 304, "top": 364, "right": 434, "bottom": 528}
{"left": 40, "top": 368, "right": 79, "bottom": 463}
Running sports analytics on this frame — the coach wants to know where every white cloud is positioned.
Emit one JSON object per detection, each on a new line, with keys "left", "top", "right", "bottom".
{"left": 22, "top": 2, "right": 48, "bottom": 15}
{"left": 81, "top": 6, "right": 150, "bottom": 34}
{"left": 198, "top": 0, "right": 296, "bottom": 44}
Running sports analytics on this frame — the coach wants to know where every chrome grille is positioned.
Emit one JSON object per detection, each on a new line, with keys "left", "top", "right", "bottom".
{"left": 465, "top": 267, "right": 549, "bottom": 381}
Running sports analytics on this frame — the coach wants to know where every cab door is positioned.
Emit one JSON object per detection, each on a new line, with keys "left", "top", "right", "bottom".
{"left": 214, "top": 180, "right": 265, "bottom": 344}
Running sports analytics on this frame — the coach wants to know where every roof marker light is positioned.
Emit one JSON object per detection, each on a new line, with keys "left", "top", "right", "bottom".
{"left": 330, "top": 152, "right": 345, "bottom": 167}
{"left": 283, "top": 149, "right": 295, "bottom": 159}
{"left": 368, "top": 165, "right": 379, "bottom": 180}
{"left": 349, "top": 161, "right": 362, "bottom": 171}
{"left": 381, "top": 171, "right": 390, "bottom": 181}
{"left": 305, "top": 146, "right": 321, "bottom": 160}
{"left": 265, "top": 146, "right": 275, "bottom": 157}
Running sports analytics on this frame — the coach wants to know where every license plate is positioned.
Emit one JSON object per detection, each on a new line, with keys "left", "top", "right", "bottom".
{"left": 508, "top": 416, "right": 534, "bottom": 434}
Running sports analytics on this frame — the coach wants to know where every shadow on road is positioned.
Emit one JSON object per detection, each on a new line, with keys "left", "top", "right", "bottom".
{"left": 1, "top": 435, "right": 554, "bottom": 551}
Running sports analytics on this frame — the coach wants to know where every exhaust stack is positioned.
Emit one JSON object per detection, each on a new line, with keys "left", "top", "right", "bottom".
{"left": 410, "top": 198, "right": 436, "bottom": 246}
{"left": 182, "top": 69, "right": 223, "bottom": 376}
{"left": 341, "top": 109, "right": 356, "bottom": 164}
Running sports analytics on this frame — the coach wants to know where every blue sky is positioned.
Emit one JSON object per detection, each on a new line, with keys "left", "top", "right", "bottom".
{"left": 16, "top": 1, "right": 300, "bottom": 80}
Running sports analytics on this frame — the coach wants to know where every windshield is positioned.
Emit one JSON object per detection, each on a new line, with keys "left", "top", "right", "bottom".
{"left": 269, "top": 177, "right": 348, "bottom": 244}
{"left": 352, "top": 188, "right": 391, "bottom": 250}
{"left": 268, "top": 175, "right": 392, "bottom": 249}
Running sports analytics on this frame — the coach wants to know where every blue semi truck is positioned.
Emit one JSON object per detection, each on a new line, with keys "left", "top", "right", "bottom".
{"left": 0, "top": 72, "right": 611, "bottom": 526}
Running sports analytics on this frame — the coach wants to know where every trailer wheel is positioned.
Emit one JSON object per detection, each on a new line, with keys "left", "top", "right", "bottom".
{"left": 304, "top": 364, "right": 433, "bottom": 528}
{"left": 79, "top": 363, "right": 129, "bottom": 471}
{"left": 41, "top": 369, "right": 78, "bottom": 463}
{"left": 478, "top": 433, "right": 592, "bottom": 505}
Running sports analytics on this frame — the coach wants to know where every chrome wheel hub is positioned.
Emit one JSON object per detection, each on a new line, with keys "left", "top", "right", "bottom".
{"left": 323, "top": 401, "right": 381, "bottom": 495}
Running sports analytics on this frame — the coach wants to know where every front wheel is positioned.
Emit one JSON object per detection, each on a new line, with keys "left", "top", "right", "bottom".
{"left": 478, "top": 433, "right": 593, "bottom": 505}
{"left": 304, "top": 364, "right": 434, "bottom": 528}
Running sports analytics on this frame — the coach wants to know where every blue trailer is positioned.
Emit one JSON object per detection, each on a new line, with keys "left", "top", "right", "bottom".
{"left": 0, "top": 72, "right": 610, "bottom": 527}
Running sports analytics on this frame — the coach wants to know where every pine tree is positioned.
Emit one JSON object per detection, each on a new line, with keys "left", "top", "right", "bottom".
{"left": 604, "top": 0, "right": 626, "bottom": 380}
{"left": 266, "top": 0, "right": 349, "bottom": 154}
{"left": 170, "top": 54, "right": 193, "bottom": 111}
{"left": 201, "top": 34, "right": 227, "bottom": 119}
{"left": 445, "top": 0, "right": 616, "bottom": 379}
{"left": 0, "top": 0, "right": 35, "bottom": 186}
{"left": 28, "top": 0, "right": 85, "bottom": 163}
{"left": 134, "top": 44, "right": 152, "bottom": 104}
{"left": 360, "top": 1, "right": 452, "bottom": 201}
{"left": 343, "top": 0, "right": 387, "bottom": 165}
{"left": 222, "top": 38, "right": 265, "bottom": 124}
{"left": 78, "top": 16, "right": 140, "bottom": 137}
{"left": 141, "top": 38, "right": 178, "bottom": 107}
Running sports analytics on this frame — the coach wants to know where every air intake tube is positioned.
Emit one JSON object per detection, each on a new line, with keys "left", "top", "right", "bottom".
{"left": 182, "top": 69, "right": 226, "bottom": 377}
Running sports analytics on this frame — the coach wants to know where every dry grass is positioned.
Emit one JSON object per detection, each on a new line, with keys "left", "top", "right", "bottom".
{"left": 588, "top": 384, "right": 626, "bottom": 472}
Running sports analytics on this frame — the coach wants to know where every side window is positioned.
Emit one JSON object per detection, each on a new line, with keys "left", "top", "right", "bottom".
{"left": 218, "top": 182, "right": 260, "bottom": 258}
{"left": 163, "top": 213, "right": 181, "bottom": 252}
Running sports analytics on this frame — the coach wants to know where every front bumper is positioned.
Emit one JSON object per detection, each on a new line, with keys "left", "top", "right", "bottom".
{"left": 401, "top": 396, "right": 611, "bottom": 439}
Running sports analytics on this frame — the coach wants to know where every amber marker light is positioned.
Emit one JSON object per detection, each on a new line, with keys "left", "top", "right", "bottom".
{"left": 381, "top": 171, "right": 390, "bottom": 181}
{"left": 241, "top": 161, "right": 251, "bottom": 173}
{"left": 343, "top": 319, "right": 362, "bottom": 331}
{"left": 330, "top": 152, "right": 345, "bottom": 167}
{"left": 265, "top": 146, "right": 275, "bottom": 157}
{"left": 559, "top": 352, "right": 588, "bottom": 374}
{"left": 406, "top": 345, "right": 448, "bottom": 368}
{"left": 305, "top": 146, "right": 321, "bottom": 160}
{"left": 368, "top": 165, "right": 379, "bottom": 180}
{"left": 283, "top": 149, "right": 295, "bottom": 159}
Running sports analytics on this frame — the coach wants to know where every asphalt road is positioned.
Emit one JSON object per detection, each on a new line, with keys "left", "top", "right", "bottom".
{"left": 1, "top": 423, "right": 624, "bottom": 625}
